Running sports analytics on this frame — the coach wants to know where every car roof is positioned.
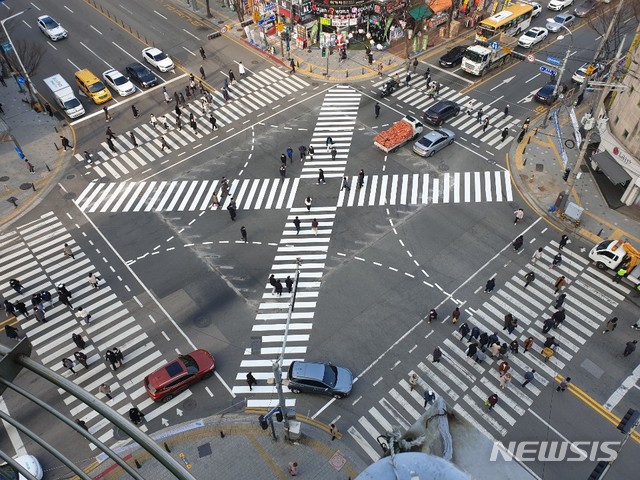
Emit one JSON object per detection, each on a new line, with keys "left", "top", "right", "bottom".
{"left": 290, "top": 361, "right": 326, "bottom": 381}
{"left": 540, "top": 83, "right": 556, "bottom": 91}
{"left": 428, "top": 100, "right": 456, "bottom": 112}
{"left": 144, "top": 47, "right": 162, "bottom": 55}
{"left": 38, "top": 15, "right": 54, "bottom": 21}
{"left": 128, "top": 62, "right": 146, "bottom": 70}
{"left": 148, "top": 357, "right": 186, "bottom": 385}
{"left": 528, "top": 27, "right": 545, "bottom": 33}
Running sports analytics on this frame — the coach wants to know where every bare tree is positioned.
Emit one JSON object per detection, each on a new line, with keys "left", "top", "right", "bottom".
{"left": 231, "top": 0, "right": 245, "bottom": 23}
{"left": 14, "top": 40, "right": 46, "bottom": 76}
{"left": 587, "top": 0, "right": 640, "bottom": 62}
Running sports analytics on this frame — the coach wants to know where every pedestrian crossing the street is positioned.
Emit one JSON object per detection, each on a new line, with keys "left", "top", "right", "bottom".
{"left": 373, "top": 69, "right": 521, "bottom": 149}
{"left": 336, "top": 170, "right": 513, "bottom": 206}
{"left": 75, "top": 66, "right": 310, "bottom": 180}
{"left": 74, "top": 178, "right": 300, "bottom": 213}
{"left": 347, "top": 241, "right": 630, "bottom": 462}
{"left": 300, "top": 85, "right": 361, "bottom": 180}
{"left": 0, "top": 212, "right": 188, "bottom": 451}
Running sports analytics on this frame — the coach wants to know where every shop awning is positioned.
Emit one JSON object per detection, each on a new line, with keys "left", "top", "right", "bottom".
{"left": 409, "top": 5, "right": 433, "bottom": 21}
{"left": 428, "top": 0, "right": 453, "bottom": 13}
{"left": 592, "top": 151, "right": 632, "bottom": 185}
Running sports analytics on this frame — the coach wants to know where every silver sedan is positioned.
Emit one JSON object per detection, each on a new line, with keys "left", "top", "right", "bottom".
{"left": 413, "top": 128, "right": 455, "bottom": 157}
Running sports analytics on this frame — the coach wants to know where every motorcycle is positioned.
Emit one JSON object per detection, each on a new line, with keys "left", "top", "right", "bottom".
{"left": 380, "top": 79, "right": 399, "bottom": 98}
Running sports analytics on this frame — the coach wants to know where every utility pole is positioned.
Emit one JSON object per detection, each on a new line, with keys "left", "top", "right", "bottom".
{"left": 565, "top": 36, "right": 627, "bottom": 192}
{"left": 542, "top": 47, "right": 571, "bottom": 128}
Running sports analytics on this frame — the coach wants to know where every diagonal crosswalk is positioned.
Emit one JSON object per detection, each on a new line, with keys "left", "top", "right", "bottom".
{"left": 346, "top": 241, "right": 630, "bottom": 462}
{"left": 75, "top": 66, "right": 310, "bottom": 180}
{"left": 373, "top": 69, "right": 522, "bottom": 149}
{"left": 231, "top": 86, "right": 362, "bottom": 408}
{"left": 0, "top": 212, "right": 191, "bottom": 450}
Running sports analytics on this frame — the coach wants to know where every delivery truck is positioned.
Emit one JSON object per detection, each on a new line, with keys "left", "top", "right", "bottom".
{"left": 44, "top": 74, "right": 85, "bottom": 118}
{"left": 374, "top": 116, "right": 424, "bottom": 153}
{"left": 589, "top": 240, "right": 640, "bottom": 285}
{"left": 461, "top": 33, "right": 518, "bottom": 76}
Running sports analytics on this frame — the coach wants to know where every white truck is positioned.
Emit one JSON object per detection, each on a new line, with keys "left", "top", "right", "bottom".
{"left": 374, "top": 116, "right": 424, "bottom": 153}
{"left": 589, "top": 240, "right": 640, "bottom": 285}
{"left": 44, "top": 74, "right": 85, "bottom": 118}
{"left": 461, "top": 33, "right": 518, "bottom": 76}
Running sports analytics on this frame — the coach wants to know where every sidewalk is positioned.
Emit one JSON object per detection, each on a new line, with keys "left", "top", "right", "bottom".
{"left": 508, "top": 103, "right": 640, "bottom": 246}
{"left": 0, "top": 81, "right": 70, "bottom": 228}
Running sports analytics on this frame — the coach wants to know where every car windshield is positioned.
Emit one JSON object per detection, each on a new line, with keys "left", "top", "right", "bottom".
{"left": 419, "top": 137, "right": 435, "bottom": 147}
{"left": 153, "top": 52, "right": 167, "bottom": 61}
{"left": 322, "top": 365, "right": 338, "bottom": 387}
{"left": 0, "top": 464, "right": 18, "bottom": 480}
{"left": 63, "top": 98, "right": 81, "bottom": 109}
{"left": 43, "top": 17, "right": 59, "bottom": 28}
{"left": 88, "top": 81, "right": 107, "bottom": 93}
{"left": 553, "top": 16, "right": 565, "bottom": 23}
{"left": 464, "top": 50, "right": 485, "bottom": 63}
{"left": 181, "top": 354, "right": 199, "bottom": 374}
{"left": 524, "top": 31, "right": 536, "bottom": 38}
{"left": 112, "top": 75, "right": 127, "bottom": 85}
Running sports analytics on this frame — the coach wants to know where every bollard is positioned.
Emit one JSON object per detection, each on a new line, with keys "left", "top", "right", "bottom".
{"left": 597, "top": 228, "right": 603, "bottom": 237}
{"left": 522, "top": 146, "right": 527, "bottom": 155}
{"left": 135, "top": 459, "right": 141, "bottom": 469}
{"left": 296, "top": 60, "right": 299, "bottom": 68}
{"left": 387, "top": 59, "right": 391, "bottom": 65}
{"left": 523, "top": 158, "right": 527, "bottom": 166}
{"left": 220, "top": 431, "right": 225, "bottom": 438}
{"left": 45, "top": 163, "right": 51, "bottom": 172}
{"left": 534, "top": 128, "right": 538, "bottom": 136}
{"left": 164, "top": 442, "right": 171, "bottom": 452}
{"left": 54, "top": 143, "right": 59, "bottom": 151}
{"left": 346, "top": 70, "right": 348, "bottom": 78}
{"left": 54, "top": 126, "right": 59, "bottom": 133}
{"left": 362, "top": 67, "right": 365, "bottom": 74}
{"left": 309, "top": 65, "right": 312, "bottom": 73}
{"left": 527, "top": 137, "right": 531, "bottom": 145}
{"left": 31, "top": 183, "right": 36, "bottom": 192}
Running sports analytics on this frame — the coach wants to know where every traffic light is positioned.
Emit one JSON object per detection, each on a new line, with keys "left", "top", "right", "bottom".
{"left": 258, "top": 415, "right": 268, "bottom": 430}
{"left": 562, "top": 168, "right": 571, "bottom": 182}
{"left": 275, "top": 409, "right": 283, "bottom": 422}
{"left": 616, "top": 408, "right": 640, "bottom": 434}
{"left": 321, "top": 47, "right": 326, "bottom": 58}
{"left": 585, "top": 64, "right": 596, "bottom": 76}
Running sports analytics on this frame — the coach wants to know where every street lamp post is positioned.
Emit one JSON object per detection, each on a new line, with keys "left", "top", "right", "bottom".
{"left": 1, "top": 10, "right": 41, "bottom": 110}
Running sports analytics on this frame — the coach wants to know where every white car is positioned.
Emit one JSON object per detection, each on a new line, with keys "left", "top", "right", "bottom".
{"left": 37, "top": 15, "right": 68, "bottom": 41}
{"left": 103, "top": 69, "right": 136, "bottom": 96}
{"left": 518, "top": 27, "right": 549, "bottom": 48}
{"left": 142, "top": 47, "right": 174, "bottom": 72}
{"left": 529, "top": 2, "right": 543, "bottom": 17}
{"left": 548, "top": 0, "right": 574, "bottom": 10}
{"left": 546, "top": 13, "right": 576, "bottom": 32}
{"left": 0, "top": 455, "right": 44, "bottom": 480}
{"left": 572, "top": 63, "right": 603, "bottom": 83}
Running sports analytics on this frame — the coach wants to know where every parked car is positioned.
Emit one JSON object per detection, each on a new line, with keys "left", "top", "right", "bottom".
{"left": 423, "top": 100, "right": 460, "bottom": 126}
{"left": 103, "top": 69, "right": 136, "bottom": 96}
{"left": 439, "top": 45, "right": 469, "bottom": 67}
{"left": 142, "top": 47, "right": 174, "bottom": 72}
{"left": 126, "top": 63, "right": 158, "bottom": 88}
{"left": 528, "top": 2, "right": 543, "bottom": 17}
{"left": 548, "top": 0, "right": 574, "bottom": 10}
{"left": 534, "top": 83, "right": 559, "bottom": 104}
{"left": 413, "top": 128, "right": 456, "bottom": 157}
{"left": 518, "top": 27, "right": 549, "bottom": 48}
{"left": 37, "top": 15, "right": 68, "bottom": 41}
{"left": 144, "top": 349, "right": 215, "bottom": 402}
{"left": 546, "top": 13, "right": 576, "bottom": 32}
{"left": 574, "top": 0, "right": 599, "bottom": 16}
{"left": 287, "top": 361, "right": 353, "bottom": 398}
{"left": 0, "top": 455, "right": 44, "bottom": 480}
{"left": 572, "top": 62, "right": 604, "bottom": 83}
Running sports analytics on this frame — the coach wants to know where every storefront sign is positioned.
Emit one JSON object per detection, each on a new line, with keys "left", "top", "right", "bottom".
{"left": 311, "top": 1, "right": 374, "bottom": 16}
{"left": 613, "top": 146, "right": 635, "bottom": 166}
{"left": 429, "top": 12, "right": 449, "bottom": 28}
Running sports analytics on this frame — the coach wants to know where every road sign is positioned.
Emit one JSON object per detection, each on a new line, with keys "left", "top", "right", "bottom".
{"left": 547, "top": 56, "right": 561, "bottom": 66}
{"left": 526, "top": 54, "right": 536, "bottom": 63}
{"left": 540, "top": 66, "right": 557, "bottom": 76}
{"left": 489, "top": 41, "right": 499, "bottom": 51}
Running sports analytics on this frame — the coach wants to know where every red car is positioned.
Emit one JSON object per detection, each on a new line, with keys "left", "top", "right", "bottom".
{"left": 144, "top": 350, "right": 215, "bottom": 402}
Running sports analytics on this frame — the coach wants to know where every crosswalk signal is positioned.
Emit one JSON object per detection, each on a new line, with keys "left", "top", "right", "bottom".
{"left": 562, "top": 168, "right": 571, "bottom": 182}
{"left": 616, "top": 408, "right": 640, "bottom": 434}
{"left": 258, "top": 415, "right": 268, "bottom": 430}
{"left": 321, "top": 46, "right": 326, "bottom": 57}
{"left": 275, "top": 409, "right": 283, "bottom": 422}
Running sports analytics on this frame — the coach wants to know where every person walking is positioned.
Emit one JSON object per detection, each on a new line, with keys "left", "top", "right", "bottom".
{"left": 199, "top": 46, "right": 206, "bottom": 60}
{"left": 62, "top": 358, "right": 76, "bottom": 374}
{"left": 131, "top": 104, "right": 139, "bottom": 118}
{"left": 521, "top": 369, "right": 535, "bottom": 387}
{"left": 103, "top": 106, "right": 111, "bottom": 122}
{"left": 553, "top": 308, "right": 566, "bottom": 329}
{"left": 5, "top": 325, "right": 19, "bottom": 341}
{"left": 160, "top": 114, "right": 168, "bottom": 130}
{"left": 105, "top": 350, "right": 118, "bottom": 370}
{"left": 308, "top": 145, "right": 314, "bottom": 160}
{"left": 486, "top": 393, "right": 499, "bottom": 412}
{"left": 466, "top": 341, "right": 479, "bottom": 358}
{"left": 623, "top": 340, "right": 637, "bottom": 356}
{"left": 4, "top": 300, "right": 16, "bottom": 319}
{"left": 25, "top": 159, "right": 35, "bottom": 173}
{"left": 451, "top": 307, "right": 461, "bottom": 324}
{"left": 603, "top": 317, "right": 618, "bottom": 334}
{"left": 113, "top": 347, "right": 124, "bottom": 367}
{"left": 150, "top": 113, "right": 157, "bottom": 128}
{"left": 63, "top": 243, "right": 75, "bottom": 259}
{"left": 613, "top": 266, "right": 628, "bottom": 283}
{"left": 357, "top": 169, "right": 365, "bottom": 189}
{"left": 476, "top": 109, "right": 483, "bottom": 122}
{"left": 175, "top": 115, "right": 182, "bottom": 131}
{"left": 554, "top": 293, "right": 567, "bottom": 309}
{"left": 44, "top": 102, "right": 53, "bottom": 116}
{"left": 88, "top": 273, "right": 100, "bottom": 289}
{"left": 341, "top": 176, "right": 350, "bottom": 191}
{"left": 9, "top": 279, "right": 24, "bottom": 294}
{"left": 287, "top": 461, "right": 298, "bottom": 476}
{"left": 160, "top": 136, "right": 170, "bottom": 151}
{"left": 99, "top": 383, "right": 113, "bottom": 400}
{"left": 551, "top": 253, "right": 562, "bottom": 269}
{"left": 304, "top": 196, "right": 312, "bottom": 211}
{"left": 531, "top": 247, "right": 543, "bottom": 264}
{"left": 542, "top": 318, "right": 555, "bottom": 334}
{"left": 106, "top": 137, "right": 117, "bottom": 153}
{"left": 74, "top": 351, "right": 89, "bottom": 369}
{"left": 325, "top": 136, "right": 334, "bottom": 151}
{"left": 60, "top": 136, "right": 72, "bottom": 151}
{"left": 240, "top": 226, "right": 248, "bottom": 243}
{"left": 423, "top": 390, "right": 436, "bottom": 407}
{"left": 162, "top": 87, "right": 171, "bottom": 103}
{"left": 331, "top": 146, "right": 338, "bottom": 161}
{"left": 199, "top": 65, "right": 205, "bottom": 79}
{"left": 509, "top": 339, "right": 519, "bottom": 355}
{"left": 72, "top": 333, "right": 86, "bottom": 349}
{"left": 559, "top": 234, "right": 569, "bottom": 250}
{"left": 293, "top": 216, "right": 301, "bottom": 234}
{"left": 227, "top": 198, "right": 237, "bottom": 221}
{"left": 523, "top": 336, "right": 534, "bottom": 353}
{"left": 408, "top": 372, "right": 418, "bottom": 391}
{"left": 228, "top": 69, "right": 236, "bottom": 83}
{"left": 330, "top": 423, "right": 339, "bottom": 441}
{"left": 129, "top": 407, "right": 145, "bottom": 425}
{"left": 286, "top": 146, "right": 293, "bottom": 163}
{"left": 129, "top": 131, "right": 138, "bottom": 147}
{"left": 556, "top": 377, "right": 571, "bottom": 392}
{"left": 498, "top": 361, "right": 510, "bottom": 377}
{"left": 469, "top": 326, "right": 481, "bottom": 343}
{"left": 513, "top": 235, "right": 524, "bottom": 251}
{"left": 269, "top": 274, "right": 277, "bottom": 294}
{"left": 405, "top": 72, "right": 411, "bottom": 87}
{"left": 523, "top": 117, "right": 530, "bottom": 132}
{"left": 427, "top": 308, "right": 437, "bottom": 323}
{"left": 501, "top": 127, "right": 509, "bottom": 142}
{"left": 503, "top": 105, "right": 509, "bottom": 117}
{"left": 238, "top": 62, "right": 246, "bottom": 77}
{"left": 209, "top": 113, "right": 217, "bottom": 130}
{"left": 482, "top": 117, "right": 490, "bottom": 133}
{"left": 34, "top": 308, "right": 46, "bottom": 323}
{"left": 285, "top": 276, "right": 293, "bottom": 293}
{"left": 318, "top": 169, "right": 326, "bottom": 185}
{"left": 500, "top": 372, "right": 512, "bottom": 390}
{"left": 279, "top": 164, "right": 287, "bottom": 179}
{"left": 311, "top": 218, "right": 318, "bottom": 236}
{"left": 76, "top": 307, "right": 91, "bottom": 324}
{"left": 554, "top": 275, "right": 567, "bottom": 294}
{"left": 15, "top": 301, "right": 28, "bottom": 319}
{"left": 83, "top": 151, "right": 93, "bottom": 163}
{"left": 513, "top": 208, "right": 524, "bottom": 225}
{"left": 58, "top": 284, "right": 73, "bottom": 309}
{"left": 524, "top": 271, "right": 535, "bottom": 288}
{"left": 275, "top": 279, "right": 283, "bottom": 296}
{"left": 105, "top": 127, "right": 115, "bottom": 140}
{"left": 432, "top": 346, "right": 442, "bottom": 363}
{"left": 298, "top": 145, "right": 307, "bottom": 161}
{"left": 507, "top": 316, "right": 518, "bottom": 334}
{"left": 289, "top": 58, "right": 296, "bottom": 73}
{"left": 458, "top": 322, "right": 470, "bottom": 341}
{"left": 375, "top": 102, "right": 380, "bottom": 118}
{"left": 246, "top": 372, "right": 257, "bottom": 391}
{"left": 280, "top": 153, "right": 287, "bottom": 165}
{"left": 179, "top": 92, "right": 186, "bottom": 105}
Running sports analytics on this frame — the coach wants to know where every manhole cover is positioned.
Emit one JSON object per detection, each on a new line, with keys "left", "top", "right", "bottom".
{"left": 536, "top": 163, "right": 544, "bottom": 172}
{"left": 64, "top": 192, "right": 76, "bottom": 200}
{"left": 580, "top": 164, "right": 589, "bottom": 173}
{"left": 183, "top": 398, "right": 197, "bottom": 411}
{"left": 19, "top": 183, "right": 34, "bottom": 190}
{"left": 66, "top": 174, "right": 76, "bottom": 180}
{"left": 437, "top": 163, "right": 450, "bottom": 172}
{"left": 193, "top": 315, "right": 212, "bottom": 328}
{"left": 0, "top": 176, "right": 8, "bottom": 182}
{"left": 251, "top": 60, "right": 259, "bottom": 65}
{"left": 311, "top": 83, "right": 320, "bottom": 87}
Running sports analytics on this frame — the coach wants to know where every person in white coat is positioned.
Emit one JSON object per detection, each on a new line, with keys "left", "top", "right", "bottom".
{"left": 238, "top": 62, "right": 246, "bottom": 77}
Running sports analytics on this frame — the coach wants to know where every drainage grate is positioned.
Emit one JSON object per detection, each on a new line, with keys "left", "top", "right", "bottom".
{"left": 536, "top": 163, "right": 544, "bottom": 172}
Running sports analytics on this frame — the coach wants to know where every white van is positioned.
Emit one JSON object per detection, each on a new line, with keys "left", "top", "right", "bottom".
{"left": 44, "top": 74, "right": 85, "bottom": 118}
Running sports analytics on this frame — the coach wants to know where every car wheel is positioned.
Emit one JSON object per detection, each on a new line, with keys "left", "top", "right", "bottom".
{"left": 161, "top": 394, "right": 174, "bottom": 403}
{"left": 290, "top": 388, "right": 301, "bottom": 394}
{"left": 595, "top": 262, "right": 606, "bottom": 270}
{"left": 428, "top": 150, "right": 435, "bottom": 157}
{"left": 333, "top": 393, "right": 344, "bottom": 399}
{"left": 448, "top": 139, "right": 454, "bottom": 145}
{"left": 203, "top": 371, "right": 213, "bottom": 379}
